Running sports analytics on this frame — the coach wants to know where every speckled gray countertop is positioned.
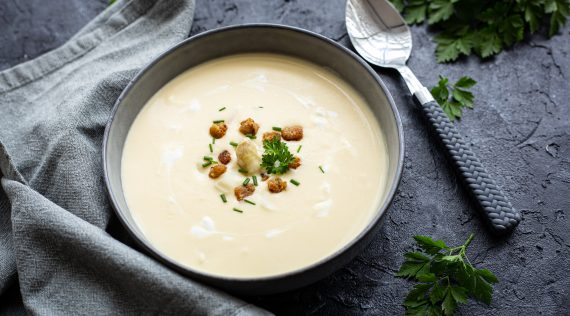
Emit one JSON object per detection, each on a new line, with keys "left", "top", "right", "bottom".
{"left": 1, "top": 0, "right": 568, "bottom": 315}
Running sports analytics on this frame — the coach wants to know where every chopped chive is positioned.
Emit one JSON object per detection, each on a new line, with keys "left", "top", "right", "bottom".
{"left": 243, "top": 178, "right": 250, "bottom": 186}
{"left": 297, "top": 145, "right": 302, "bottom": 153}
{"left": 203, "top": 156, "right": 213, "bottom": 161}
{"left": 244, "top": 199, "right": 256, "bottom": 205}
{"left": 209, "top": 143, "right": 213, "bottom": 153}
{"left": 290, "top": 179, "right": 300, "bottom": 186}
{"left": 212, "top": 137, "right": 216, "bottom": 144}
{"left": 220, "top": 194, "right": 227, "bottom": 203}
{"left": 219, "top": 107, "right": 226, "bottom": 112}
{"left": 272, "top": 126, "right": 282, "bottom": 132}
{"left": 238, "top": 168, "right": 248, "bottom": 174}
{"left": 252, "top": 175, "right": 258, "bottom": 186}
{"left": 245, "top": 134, "right": 256, "bottom": 140}
{"left": 213, "top": 120, "right": 225, "bottom": 124}
{"left": 233, "top": 207, "right": 243, "bottom": 213}
{"left": 230, "top": 141, "right": 238, "bottom": 147}
{"left": 319, "top": 165, "right": 325, "bottom": 173}
{"left": 202, "top": 161, "right": 213, "bottom": 168}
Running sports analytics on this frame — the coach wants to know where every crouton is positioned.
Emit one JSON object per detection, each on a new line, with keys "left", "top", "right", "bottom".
{"left": 288, "top": 156, "right": 301, "bottom": 169}
{"left": 218, "top": 150, "right": 231, "bottom": 165}
{"left": 239, "top": 118, "right": 259, "bottom": 136}
{"left": 262, "top": 131, "right": 281, "bottom": 142}
{"left": 209, "top": 164, "right": 227, "bottom": 179}
{"left": 281, "top": 125, "right": 303, "bottom": 141}
{"left": 209, "top": 122, "right": 228, "bottom": 139}
{"left": 234, "top": 183, "right": 255, "bottom": 201}
{"left": 267, "top": 177, "right": 287, "bottom": 193}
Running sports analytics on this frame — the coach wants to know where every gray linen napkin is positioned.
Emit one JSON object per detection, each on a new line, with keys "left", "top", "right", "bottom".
{"left": 0, "top": 0, "right": 269, "bottom": 314}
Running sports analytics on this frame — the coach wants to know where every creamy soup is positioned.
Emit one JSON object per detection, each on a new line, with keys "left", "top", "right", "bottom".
{"left": 122, "top": 53, "right": 389, "bottom": 278}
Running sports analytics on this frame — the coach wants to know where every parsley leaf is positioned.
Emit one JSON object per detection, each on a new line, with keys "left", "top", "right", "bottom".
{"left": 430, "top": 75, "right": 477, "bottom": 121}
{"left": 260, "top": 139, "right": 295, "bottom": 175}
{"left": 428, "top": 0, "right": 457, "bottom": 25}
{"left": 549, "top": 0, "right": 570, "bottom": 36}
{"left": 391, "top": 0, "right": 570, "bottom": 62}
{"left": 414, "top": 235, "right": 448, "bottom": 254}
{"left": 404, "top": 0, "right": 428, "bottom": 24}
{"left": 434, "top": 33, "right": 473, "bottom": 63}
{"left": 397, "top": 233, "right": 499, "bottom": 315}
{"left": 473, "top": 27, "right": 502, "bottom": 59}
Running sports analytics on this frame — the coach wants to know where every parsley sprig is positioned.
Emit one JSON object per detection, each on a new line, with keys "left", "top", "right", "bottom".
{"left": 397, "top": 234, "right": 498, "bottom": 316}
{"left": 431, "top": 75, "right": 476, "bottom": 121}
{"left": 260, "top": 139, "right": 295, "bottom": 175}
{"left": 391, "top": 0, "right": 570, "bottom": 62}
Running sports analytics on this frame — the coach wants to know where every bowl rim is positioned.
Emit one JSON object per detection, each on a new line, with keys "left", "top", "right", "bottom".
{"left": 103, "top": 23, "right": 405, "bottom": 283}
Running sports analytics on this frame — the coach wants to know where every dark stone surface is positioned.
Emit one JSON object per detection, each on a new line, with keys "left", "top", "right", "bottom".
{"left": 1, "top": 0, "right": 569, "bottom": 315}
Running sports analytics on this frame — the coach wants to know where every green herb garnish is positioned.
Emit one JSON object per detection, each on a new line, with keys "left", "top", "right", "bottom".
{"left": 244, "top": 199, "right": 256, "bottom": 205}
{"left": 397, "top": 234, "right": 498, "bottom": 316}
{"left": 296, "top": 145, "right": 302, "bottom": 153}
{"left": 202, "top": 161, "right": 213, "bottom": 168}
{"left": 213, "top": 120, "right": 224, "bottom": 123}
{"left": 212, "top": 137, "right": 216, "bottom": 144}
{"left": 219, "top": 107, "right": 226, "bottom": 112}
{"left": 245, "top": 134, "right": 256, "bottom": 140}
{"left": 243, "top": 178, "right": 250, "bottom": 186}
{"left": 203, "top": 156, "right": 213, "bottom": 161}
{"left": 290, "top": 179, "right": 300, "bottom": 186}
{"left": 238, "top": 168, "right": 248, "bottom": 174}
{"left": 261, "top": 139, "right": 295, "bottom": 175}
{"left": 232, "top": 208, "right": 243, "bottom": 213}
{"left": 230, "top": 141, "right": 238, "bottom": 147}
{"left": 431, "top": 75, "right": 477, "bottom": 121}
{"left": 220, "top": 194, "right": 227, "bottom": 203}
{"left": 319, "top": 165, "right": 325, "bottom": 173}
{"left": 272, "top": 127, "right": 282, "bottom": 131}
{"left": 209, "top": 143, "right": 213, "bottom": 153}
{"left": 390, "top": 0, "right": 569, "bottom": 62}
{"left": 252, "top": 175, "right": 258, "bottom": 186}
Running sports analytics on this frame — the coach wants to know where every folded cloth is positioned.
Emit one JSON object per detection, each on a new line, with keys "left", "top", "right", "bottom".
{"left": 0, "top": 0, "right": 269, "bottom": 314}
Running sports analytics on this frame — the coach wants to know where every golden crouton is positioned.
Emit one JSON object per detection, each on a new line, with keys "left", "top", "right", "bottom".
{"left": 209, "top": 122, "right": 228, "bottom": 139}
{"left": 267, "top": 177, "right": 287, "bottom": 193}
{"left": 262, "top": 131, "right": 281, "bottom": 142}
{"left": 281, "top": 125, "right": 303, "bottom": 141}
{"left": 239, "top": 118, "right": 259, "bottom": 136}
{"left": 209, "top": 164, "right": 227, "bottom": 179}
{"left": 218, "top": 150, "right": 231, "bottom": 165}
{"left": 288, "top": 156, "right": 301, "bottom": 169}
{"left": 234, "top": 183, "right": 255, "bottom": 201}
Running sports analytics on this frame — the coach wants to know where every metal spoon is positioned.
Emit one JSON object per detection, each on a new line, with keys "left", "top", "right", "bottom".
{"left": 346, "top": 0, "right": 521, "bottom": 234}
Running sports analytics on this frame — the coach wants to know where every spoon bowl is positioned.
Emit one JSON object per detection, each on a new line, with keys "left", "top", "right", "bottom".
{"left": 346, "top": 0, "right": 411, "bottom": 67}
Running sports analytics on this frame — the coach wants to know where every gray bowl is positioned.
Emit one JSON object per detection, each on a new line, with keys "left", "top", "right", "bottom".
{"left": 103, "top": 24, "right": 404, "bottom": 295}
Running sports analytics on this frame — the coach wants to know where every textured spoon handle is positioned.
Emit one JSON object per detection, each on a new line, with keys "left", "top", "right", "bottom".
{"left": 419, "top": 100, "right": 521, "bottom": 234}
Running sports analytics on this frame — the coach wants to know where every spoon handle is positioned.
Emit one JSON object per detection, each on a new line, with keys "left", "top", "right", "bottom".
{"left": 417, "top": 99, "right": 521, "bottom": 234}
